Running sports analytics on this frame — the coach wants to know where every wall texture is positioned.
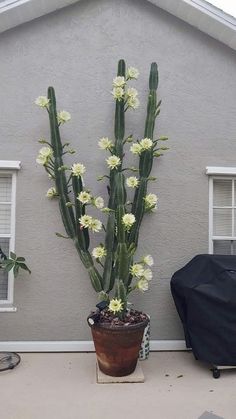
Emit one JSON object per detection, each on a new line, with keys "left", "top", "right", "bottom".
{"left": 0, "top": 0, "right": 236, "bottom": 341}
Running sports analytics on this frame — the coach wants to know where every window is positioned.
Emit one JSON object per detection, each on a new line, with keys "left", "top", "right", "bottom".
{"left": 207, "top": 167, "right": 236, "bottom": 255}
{"left": 0, "top": 161, "right": 20, "bottom": 310}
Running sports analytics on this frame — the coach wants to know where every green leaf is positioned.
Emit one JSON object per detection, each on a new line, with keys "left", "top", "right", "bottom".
{"left": 4, "top": 262, "right": 14, "bottom": 272}
{"left": 16, "top": 257, "right": 25, "bottom": 262}
{"left": 10, "top": 252, "right": 16, "bottom": 260}
{"left": 13, "top": 264, "right": 19, "bottom": 277}
{"left": 17, "top": 263, "right": 31, "bottom": 274}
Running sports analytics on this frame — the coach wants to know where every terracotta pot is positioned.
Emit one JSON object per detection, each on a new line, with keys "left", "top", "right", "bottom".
{"left": 88, "top": 317, "right": 149, "bottom": 376}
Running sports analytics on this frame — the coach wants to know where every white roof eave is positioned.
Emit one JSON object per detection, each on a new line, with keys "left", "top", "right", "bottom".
{"left": 0, "top": 0, "right": 236, "bottom": 51}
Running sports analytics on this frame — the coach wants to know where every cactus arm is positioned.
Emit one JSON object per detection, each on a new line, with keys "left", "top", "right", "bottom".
{"left": 47, "top": 87, "right": 76, "bottom": 238}
{"left": 103, "top": 59, "right": 126, "bottom": 292}
{"left": 46, "top": 87, "right": 103, "bottom": 293}
{"left": 129, "top": 63, "right": 159, "bottom": 247}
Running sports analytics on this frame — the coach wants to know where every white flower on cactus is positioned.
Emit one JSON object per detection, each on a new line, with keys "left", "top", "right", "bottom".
{"left": 143, "top": 268, "right": 153, "bottom": 281}
{"left": 126, "top": 176, "right": 139, "bottom": 188}
{"left": 143, "top": 255, "right": 154, "bottom": 266}
{"left": 36, "top": 146, "right": 53, "bottom": 165}
{"left": 127, "top": 96, "right": 140, "bottom": 110}
{"left": 46, "top": 187, "right": 57, "bottom": 198}
{"left": 112, "top": 87, "right": 125, "bottom": 101}
{"left": 137, "top": 278, "right": 149, "bottom": 292}
{"left": 77, "top": 191, "right": 91, "bottom": 204}
{"left": 106, "top": 155, "right": 121, "bottom": 170}
{"left": 98, "top": 137, "right": 113, "bottom": 150}
{"left": 90, "top": 218, "right": 102, "bottom": 233}
{"left": 126, "top": 87, "right": 138, "bottom": 98}
{"left": 127, "top": 67, "right": 139, "bottom": 80}
{"left": 144, "top": 193, "right": 158, "bottom": 209}
{"left": 79, "top": 215, "right": 102, "bottom": 232}
{"left": 109, "top": 298, "right": 123, "bottom": 314}
{"left": 79, "top": 215, "right": 93, "bottom": 229}
{"left": 122, "top": 213, "right": 136, "bottom": 229}
{"left": 130, "top": 263, "right": 144, "bottom": 278}
{"left": 57, "top": 110, "right": 71, "bottom": 124}
{"left": 71, "top": 163, "right": 86, "bottom": 177}
{"left": 130, "top": 143, "right": 142, "bottom": 155}
{"left": 94, "top": 196, "right": 104, "bottom": 209}
{"left": 112, "top": 76, "right": 126, "bottom": 88}
{"left": 92, "top": 246, "right": 107, "bottom": 259}
{"left": 140, "top": 138, "right": 153, "bottom": 150}
{"left": 35, "top": 96, "right": 50, "bottom": 108}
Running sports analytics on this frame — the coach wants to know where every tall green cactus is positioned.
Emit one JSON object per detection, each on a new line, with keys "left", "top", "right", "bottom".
{"left": 36, "top": 59, "right": 167, "bottom": 317}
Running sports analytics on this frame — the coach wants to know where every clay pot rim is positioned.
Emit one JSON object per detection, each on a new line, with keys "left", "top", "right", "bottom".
{"left": 88, "top": 316, "right": 149, "bottom": 331}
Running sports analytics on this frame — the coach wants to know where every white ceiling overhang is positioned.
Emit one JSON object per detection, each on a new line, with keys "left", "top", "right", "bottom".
{"left": 0, "top": 0, "right": 236, "bottom": 50}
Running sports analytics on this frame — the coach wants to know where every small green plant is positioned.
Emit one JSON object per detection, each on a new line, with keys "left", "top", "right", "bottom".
{"left": 35, "top": 60, "right": 168, "bottom": 318}
{"left": 0, "top": 248, "right": 31, "bottom": 277}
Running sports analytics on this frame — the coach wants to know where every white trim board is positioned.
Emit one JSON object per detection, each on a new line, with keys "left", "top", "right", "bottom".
{"left": 0, "top": 161, "right": 21, "bottom": 170}
{"left": 0, "top": 340, "right": 187, "bottom": 352}
{"left": 0, "top": 0, "right": 236, "bottom": 51}
{"left": 206, "top": 166, "right": 236, "bottom": 175}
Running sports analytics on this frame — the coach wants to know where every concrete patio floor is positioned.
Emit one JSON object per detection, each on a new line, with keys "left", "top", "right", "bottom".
{"left": 0, "top": 351, "right": 235, "bottom": 419}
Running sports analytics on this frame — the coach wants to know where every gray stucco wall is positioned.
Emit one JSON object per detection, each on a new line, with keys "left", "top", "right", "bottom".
{"left": 1, "top": 0, "right": 236, "bottom": 341}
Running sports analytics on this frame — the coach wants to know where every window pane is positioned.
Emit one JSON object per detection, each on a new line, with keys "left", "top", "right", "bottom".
{"left": 0, "top": 176, "right": 11, "bottom": 202}
{"left": 0, "top": 238, "right": 9, "bottom": 300}
{"left": 213, "top": 240, "right": 231, "bottom": 255}
{"left": 213, "top": 208, "right": 232, "bottom": 236}
{"left": 0, "top": 204, "right": 11, "bottom": 234}
{"left": 213, "top": 179, "right": 232, "bottom": 206}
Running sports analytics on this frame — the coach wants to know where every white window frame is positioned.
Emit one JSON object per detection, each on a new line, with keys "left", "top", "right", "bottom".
{"left": 206, "top": 166, "right": 236, "bottom": 254}
{"left": 0, "top": 161, "right": 21, "bottom": 312}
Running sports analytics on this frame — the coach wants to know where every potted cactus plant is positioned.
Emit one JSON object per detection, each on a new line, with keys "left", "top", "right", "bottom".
{"left": 35, "top": 59, "right": 168, "bottom": 377}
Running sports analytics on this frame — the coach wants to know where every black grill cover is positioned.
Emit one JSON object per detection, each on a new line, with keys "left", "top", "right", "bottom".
{"left": 171, "top": 254, "right": 236, "bottom": 365}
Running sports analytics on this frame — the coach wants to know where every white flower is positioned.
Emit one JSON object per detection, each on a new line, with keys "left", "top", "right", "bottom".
{"left": 130, "top": 263, "right": 144, "bottom": 278}
{"left": 126, "top": 87, "right": 138, "bottom": 98}
{"left": 71, "top": 163, "right": 86, "bottom": 177}
{"left": 144, "top": 193, "right": 158, "bottom": 209}
{"left": 79, "top": 215, "right": 101, "bottom": 232}
{"left": 143, "top": 255, "right": 154, "bottom": 266}
{"left": 122, "top": 213, "right": 136, "bottom": 229}
{"left": 79, "top": 215, "right": 93, "bottom": 228}
{"left": 126, "top": 176, "right": 139, "bottom": 188}
{"left": 94, "top": 197, "right": 104, "bottom": 209}
{"left": 140, "top": 138, "right": 153, "bottom": 150}
{"left": 92, "top": 246, "right": 107, "bottom": 259}
{"left": 127, "top": 67, "right": 139, "bottom": 80}
{"left": 127, "top": 96, "right": 140, "bottom": 110}
{"left": 98, "top": 137, "right": 113, "bottom": 150}
{"left": 57, "top": 110, "right": 71, "bottom": 124}
{"left": 36, "top": 146, "right": 53, "bottom": 165}
{"left": 35, "top": 96, "right": 50, "bottom": 108}
{"left": 137, "top": 278, "right": 149, "bottom": 292}
{"left": 143, "top": 268, "right": 153, "bottom": 281}
{"left": 46, "top": 187, "right": 57, "bottom": 198}
{"left": 90, "top": 218, "right": 102, "bottom": 233}
{"left": 106, "top": 155, "right": 121, "bottom": 170}
{"left": 77, "top": 191, "right": 91, "bottom": 204}
{"left": 112, "top": 87, "right": 124, "bottom": 101}
{"left": 112, "top": 76, "right": 126, "bottom": 87}
{"left": 109, "top": 298, "right": 123, "bottom": 314}
{"left": 130, "top": 143, "right": 142, "bottom": 155}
